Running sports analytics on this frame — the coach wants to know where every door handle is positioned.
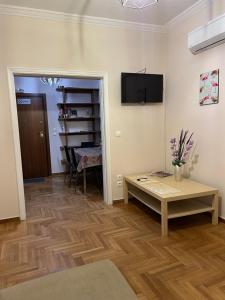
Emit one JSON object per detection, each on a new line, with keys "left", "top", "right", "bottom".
{"left": 40, "top": 131, "right": 44, "bottom": 138}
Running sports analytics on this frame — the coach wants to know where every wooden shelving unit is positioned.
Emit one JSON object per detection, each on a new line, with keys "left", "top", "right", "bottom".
{"left": 58, "top": 117, "right": 100, "bottom": 122}
{"left": 59, "top": 131, "right": 100, "bottom": 136}
{"left": 57, "top": 86, "right": 101, "bottom": 150}
{"left": 57, "top": 103, "right": 99, "bottom": 108}
{"left": 56, "top": 87, "right": 99, "bottom": 93}
{"left": 59, "top": 144, "right": 100, "bottom": 151}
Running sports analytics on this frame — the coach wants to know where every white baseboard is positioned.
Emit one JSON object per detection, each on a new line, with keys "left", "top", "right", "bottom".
{"left": 113, "top": 198, "right": 124, "bottom": 202}
{"left": 0, "top": 215, "right": 20, "bottom": 222}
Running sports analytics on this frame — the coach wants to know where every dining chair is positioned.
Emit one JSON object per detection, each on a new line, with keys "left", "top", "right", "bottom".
{"left": 70, "top": 147, "right": 79, "bottom": 189}
{"left": 64, "top": 146, "right": 71, "bottom": 184}
{"left": 81, "top": 142, "right": 95, "bottom": 148}
{"left": 64, "top": 146, "right": 77, "bottom": 187}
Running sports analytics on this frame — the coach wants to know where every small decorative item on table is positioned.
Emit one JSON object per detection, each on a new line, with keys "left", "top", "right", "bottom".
{"left": 170, "top": 130, "right": 194, "bottom": 181}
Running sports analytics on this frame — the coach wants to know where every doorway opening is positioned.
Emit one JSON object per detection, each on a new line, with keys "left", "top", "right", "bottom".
{"left": 8, "top": 69, "right": 112, "bottom": 220}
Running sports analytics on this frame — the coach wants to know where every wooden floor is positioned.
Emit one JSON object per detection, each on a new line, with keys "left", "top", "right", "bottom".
{"left": 1, "top": 176, "right": 225, "bottom": 299}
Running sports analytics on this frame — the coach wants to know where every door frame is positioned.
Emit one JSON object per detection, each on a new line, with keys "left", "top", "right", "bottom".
{"left": 7, "top": 67, "right": 112, "bottom": 220}
{"left": 16, "top": 92, "right": 52, "bottom": 177}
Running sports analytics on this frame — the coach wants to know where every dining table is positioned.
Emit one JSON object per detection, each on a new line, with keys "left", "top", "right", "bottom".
{"left": 74, "top": 147, "right": 102, "bottom": 193}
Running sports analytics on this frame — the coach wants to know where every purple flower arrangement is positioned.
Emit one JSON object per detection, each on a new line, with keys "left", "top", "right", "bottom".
{"left": 170, "top": 130, "right": 194, "bottom": 167}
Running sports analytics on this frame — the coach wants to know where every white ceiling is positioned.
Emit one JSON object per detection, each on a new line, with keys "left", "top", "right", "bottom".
{"left": 0, "top": 0, "right": 200, "bottom": 25}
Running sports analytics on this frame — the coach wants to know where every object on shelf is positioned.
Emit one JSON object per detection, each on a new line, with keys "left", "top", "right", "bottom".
{"left": 59, "top": 108, "right": 64, "bottom": 118}
{"left": 71, "top": 109, "right": 77, "bottom": 117}
{"left": 60, "top": 124, "right": 65, "bottom": 133}
{"left": 150, "top": 171, "right": 172, "bottom": 178}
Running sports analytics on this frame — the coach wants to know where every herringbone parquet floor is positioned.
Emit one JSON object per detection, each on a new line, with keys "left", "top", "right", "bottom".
{"left": 1, "top": 176, "right": 225, "bottom": 299}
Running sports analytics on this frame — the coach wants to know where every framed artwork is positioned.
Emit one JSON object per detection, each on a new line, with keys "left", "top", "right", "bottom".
{"left": 200, "top": 69, "right": 219, "bottom": 106}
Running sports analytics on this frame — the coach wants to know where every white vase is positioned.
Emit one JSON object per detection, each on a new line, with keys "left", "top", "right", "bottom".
{"left": 174, "top": 165, "right": 183, "bottom": 181}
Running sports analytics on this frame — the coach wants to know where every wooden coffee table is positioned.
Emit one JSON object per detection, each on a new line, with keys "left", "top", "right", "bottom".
{"left": 124, "top": 174, "right": 219, "bottom": 236}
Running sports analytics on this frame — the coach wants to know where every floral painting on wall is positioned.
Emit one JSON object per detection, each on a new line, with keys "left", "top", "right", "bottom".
{"left": 200, "top": 69, "right": 219, "bottom": 106}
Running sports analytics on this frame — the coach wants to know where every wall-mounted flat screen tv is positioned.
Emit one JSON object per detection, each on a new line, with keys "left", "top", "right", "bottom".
{"left": 121, "top": 72, "right": 163, "bottom": 104}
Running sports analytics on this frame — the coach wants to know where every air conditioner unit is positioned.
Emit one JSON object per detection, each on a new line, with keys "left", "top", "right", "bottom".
{"left": 188, "top": 14, "right": 225, "bottom": 54}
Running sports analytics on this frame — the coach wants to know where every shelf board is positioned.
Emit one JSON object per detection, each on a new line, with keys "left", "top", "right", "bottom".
{"left": 59, "top": 131, "right": 101, "bottom": 136}
{"left": 128, "top": 185, "right": 213, "bottom": 220}
{"left": 58, "top": 117, "right": 100, "bottom": 122}
{"left": 60, "top": 144, "right": 100, "bottom": 151}
{"left": 128, "top": 188, "right": 161, "bottom": 215}
{"left": 57, "top": 103, "right": 99, "bottom": 108}
{"left": 168, "top": 199, "right": 213, "bottom": 219}
{"left": 56, "top": 87, "right": 99, "bottom": 93}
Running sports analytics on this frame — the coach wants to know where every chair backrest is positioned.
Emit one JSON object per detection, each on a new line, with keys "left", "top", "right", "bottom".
{"left": 70, "top": 147, "right": 78, "bottom": 170}
{"left": 64, "top": 146, "right": 71, "bottom": 164}
{"left": 81, "top": 142, "right": 95, "bottom": 148}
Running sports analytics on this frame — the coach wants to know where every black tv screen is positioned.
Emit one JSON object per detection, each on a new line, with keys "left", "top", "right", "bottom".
{"left": 121, "top": 73, "right": 163, "bottom": 104}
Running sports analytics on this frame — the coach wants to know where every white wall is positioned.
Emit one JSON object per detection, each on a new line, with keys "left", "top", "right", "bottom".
{"left": 166, "top": 1, "right": 225, "bottom": 217}
{"left": 14, "top": 76, "right": 100, "bottom": 173}
{"left": 0, "top": 13, "right": 166, "bottom": 219}
{"left": 3, "top": 1, "right": 225, "bottom": 221}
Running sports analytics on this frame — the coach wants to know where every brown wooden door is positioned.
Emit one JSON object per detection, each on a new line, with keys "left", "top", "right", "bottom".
{"left": 16, "top": 93, "right": 51, "bottom": 179}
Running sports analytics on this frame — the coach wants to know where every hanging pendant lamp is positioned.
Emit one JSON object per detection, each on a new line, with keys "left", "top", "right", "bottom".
{"left": 120, "top": 0, "right": 158, "bottom": 9}
{"left": 40, "top": 77, "right": 61, "bottom": 87}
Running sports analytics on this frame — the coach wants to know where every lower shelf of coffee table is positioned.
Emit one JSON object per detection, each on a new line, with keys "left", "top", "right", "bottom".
{"left": 128, "top": 186, "right": 213, "bottom": 219}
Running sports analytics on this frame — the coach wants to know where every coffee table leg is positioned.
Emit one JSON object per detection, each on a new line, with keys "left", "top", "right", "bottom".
{"left": 212, "top": 193, "right": 219, "bottom": 225}
{"left": 161, "top": 201, "right": 168, "bottom": 236}
{"left": 123, "top": 179, "right": 128, "bottom": 204}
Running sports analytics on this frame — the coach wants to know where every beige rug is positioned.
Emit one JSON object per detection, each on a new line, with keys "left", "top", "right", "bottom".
{"left": 0, "top": 260, "right": 137, "bottom": 300}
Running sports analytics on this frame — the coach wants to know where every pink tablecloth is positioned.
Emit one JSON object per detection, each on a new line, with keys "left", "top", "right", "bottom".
{"left": 75, "top": 147, "right": 102, "bottom": 172}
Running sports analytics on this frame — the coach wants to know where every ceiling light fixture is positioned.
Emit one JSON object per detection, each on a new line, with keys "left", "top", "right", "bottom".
{"left": 120, "top": 0, "right": 158, "bottom": 9}
{"left": 40, "top": 77, "right": 61, "bottom": 87}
